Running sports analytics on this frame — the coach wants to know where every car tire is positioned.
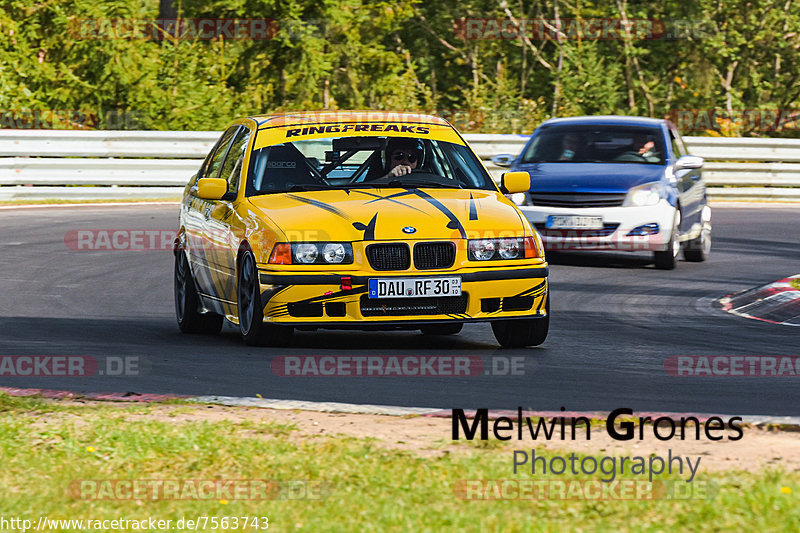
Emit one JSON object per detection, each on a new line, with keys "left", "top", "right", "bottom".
{"left": 653, "top": 211, "right": 681, "bottom": 270}
{"left": 491, "top": 296, "right": 549, "bottom": 348}
{"left": 238, "top": 250, "right": 293, "bottom": 347}
{"left": 420, "top": 323, "right": 463, "bottom": 336}
{"left": 683, "top": 207, "right": 711, "bottom": 262}
{"left": 174, "top": 250, "right": 223, "bottom": 334}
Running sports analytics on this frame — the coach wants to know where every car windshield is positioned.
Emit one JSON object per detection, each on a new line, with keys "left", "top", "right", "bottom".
{"left": 245, "top": 136, "right": 496, "bottom": 196}
{"left": 521, "top": 125, "right": 666, "bottom": 165}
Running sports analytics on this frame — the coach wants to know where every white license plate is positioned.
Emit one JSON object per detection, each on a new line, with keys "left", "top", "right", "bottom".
{"left": 546, "top": 215, "right": 604, "bottom": 229}
{"left": 368, "top": 277, "right": 462, "bottom": 298}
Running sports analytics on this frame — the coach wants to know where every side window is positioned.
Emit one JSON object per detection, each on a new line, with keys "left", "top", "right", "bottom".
{"left": 203, "top": 126, "right": 240, "bottom": 182}
{"left": 218, "top": 126, "right": 251, "bottom": 198}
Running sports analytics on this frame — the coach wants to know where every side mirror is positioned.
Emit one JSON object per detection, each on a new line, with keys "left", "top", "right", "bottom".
{"left": 491, "top": 154, "right": 516, "bottom": 168}
{"left": 197, "top": 178, "right": 228, "bottom": 200}
{"left": 675, "top": 155, "right": 704, "bottom": 171}
{"left": 500, "top": 171, "right": 530, "bottom": 194}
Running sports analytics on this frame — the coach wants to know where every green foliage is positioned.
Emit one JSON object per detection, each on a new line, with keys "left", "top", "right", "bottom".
{"left": 557, "top": 40, "right": 622, "bottom": 116}
{"left": 1, "top": 0, "right": 799, "bottom": 134}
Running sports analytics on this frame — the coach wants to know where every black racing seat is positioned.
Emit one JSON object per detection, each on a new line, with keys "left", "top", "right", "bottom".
{"left": 254, "top": 145, "right": 318, "bottom": 193}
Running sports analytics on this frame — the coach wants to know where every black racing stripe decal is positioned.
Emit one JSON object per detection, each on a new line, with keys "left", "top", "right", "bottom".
{"left": 260, "top": 285, "right": 289, "bottom": 307}
{"left": 367, "top": 189, "right": 417, "bottom": 201}
{"left": 267, "top": 286, "right": 369, "bottom": 317}
{"left": 352, "top": 213, "right": 378, "bottom": 241}
{"left": 296, "top": 285, "right": 369, "bottom": 305}
{"left": 468, "top": 193, "right": 478, "bottom": 221}
{"left": 536, "top": 296, "right": 546, "bottom": 313}
{"left": 538, "top": 280, "right": 549, "bottom": 312}
{"left": 267, "top": 308, "right": 291, "bottom": 318}
{"left": 512, "top": 280, "right": 548, "bottom": 298}
{"left": 286, "top": 193, "right": 351, "bottom": 220}
{"left": 409, "top": 189, "right": 467, "bottom": 238}
{"left": 358, "top": 190, "right": 429, "bottom": 214}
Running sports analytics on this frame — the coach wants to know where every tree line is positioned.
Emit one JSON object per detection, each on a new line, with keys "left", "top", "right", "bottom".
{"left": 1, "top": 0, "right": 798, "bottom": 135}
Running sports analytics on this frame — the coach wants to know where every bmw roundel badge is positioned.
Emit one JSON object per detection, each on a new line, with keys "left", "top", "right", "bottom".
{"left": 402, "top": 226, "right": 417, "bottom": 234}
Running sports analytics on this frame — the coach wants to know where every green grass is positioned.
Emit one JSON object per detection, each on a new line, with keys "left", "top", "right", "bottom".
{"left": 1, "top": 393, "right": 798, "bottom": 532}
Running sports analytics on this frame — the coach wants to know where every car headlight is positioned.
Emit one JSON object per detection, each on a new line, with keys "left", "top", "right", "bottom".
{"left": 294, "top": 243, "right": 319, "bottom": 264}
{"left": 469, "top": 239, "right": 496, "bottom": 260}
{"left": 321, "top": 243, "right": 347, "bottom": 264}
{"left": 269, "top": 242, "right": 354, "bottom": 264}
{"left": 508, "top": 192, "right": 528, "bottom": 206}
{"left": 623, "top": 181, "right": 666, "bottom": 207}
{"left": 468, "top": 237, "right": 540, "bottom": 260}
{"left": 498, "top": 238, "right": 522, "bottom": 259}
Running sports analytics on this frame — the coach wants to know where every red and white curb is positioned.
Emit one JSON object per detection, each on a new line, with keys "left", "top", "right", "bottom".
{"left": 2, "top": 386, "right": 799, "bottom": 430}
{"left": 719, "top": 274, "right": 800, "bottom": 326}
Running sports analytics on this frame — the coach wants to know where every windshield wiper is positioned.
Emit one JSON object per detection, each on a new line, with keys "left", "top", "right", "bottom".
{"left": 286, "top": 184, "right": 331, "bottom": 192}
{"left": 385, "top": 179, "right": 463, "bottom": 189}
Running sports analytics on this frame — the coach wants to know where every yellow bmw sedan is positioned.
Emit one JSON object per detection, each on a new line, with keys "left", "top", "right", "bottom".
{"left": 174, "top": 111, "right": 549, "bottom": 347}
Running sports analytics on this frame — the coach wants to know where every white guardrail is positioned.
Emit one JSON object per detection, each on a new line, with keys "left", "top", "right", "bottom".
{"left": 1, "top": 130, "right": 799, "bottom": 201}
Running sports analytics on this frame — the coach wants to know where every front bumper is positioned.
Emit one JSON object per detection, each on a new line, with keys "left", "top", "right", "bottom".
{"left": 519, "top": 200, "right": 676, "bottom": 252}
{"left": 256, "top": 265, "right": 548, "bottom": 326}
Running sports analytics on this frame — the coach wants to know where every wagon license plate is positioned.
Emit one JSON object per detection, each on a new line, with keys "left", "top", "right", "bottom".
{"left": 546, "top": 215, "right": 604, "bottom": 229}
{"left": 368, "top": 277, "right": 462, "bottom": 299}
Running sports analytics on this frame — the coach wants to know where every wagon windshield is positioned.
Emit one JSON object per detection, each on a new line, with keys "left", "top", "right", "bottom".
{"left": 521, "top": 125, "right": 666, "bottom": 165}
{"left": 245, "top": 136, "right": 496, "bottom": 196}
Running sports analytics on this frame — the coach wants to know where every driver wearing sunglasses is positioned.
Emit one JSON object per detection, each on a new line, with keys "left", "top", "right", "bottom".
{"left": 381, "top": 138, "right": 423, "bottom": 179}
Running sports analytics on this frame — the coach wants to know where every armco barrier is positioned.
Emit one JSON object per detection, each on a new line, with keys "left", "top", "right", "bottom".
{"left": 0, "top": 130, "right": 798, "bottom": 201}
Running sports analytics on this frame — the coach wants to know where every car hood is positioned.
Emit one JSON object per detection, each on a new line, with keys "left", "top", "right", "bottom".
{"left": 247, "top": 188, "right": 527, "bottom": 241}
{"left": 513, "top": 162, "right": 666, "bottom": 192}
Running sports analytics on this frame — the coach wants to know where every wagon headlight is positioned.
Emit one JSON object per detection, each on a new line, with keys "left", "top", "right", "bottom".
{"left": 468, "top": 239, "right": 496, "bottom": 261}
{"left": 294, "top": 243, "right": 319, "bottom": 264}
{"left": 498, "top": 238, "right": 522, "bottom": 259}
{"left": 321, "top": 243, "right": 347, "bottom": 264}
{"left": 469, "top": 237, "right": 538, "bottom": 260}
{"left": 623, "top": 181, "right": 665, "bottom": 207}
{"left": 270, "top": 242, "right": 354, "bottom": 264}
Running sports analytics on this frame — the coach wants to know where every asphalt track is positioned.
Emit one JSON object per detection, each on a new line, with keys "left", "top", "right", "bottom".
{"left": 0, "top": 204, "right": 798, "bottom": 416}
